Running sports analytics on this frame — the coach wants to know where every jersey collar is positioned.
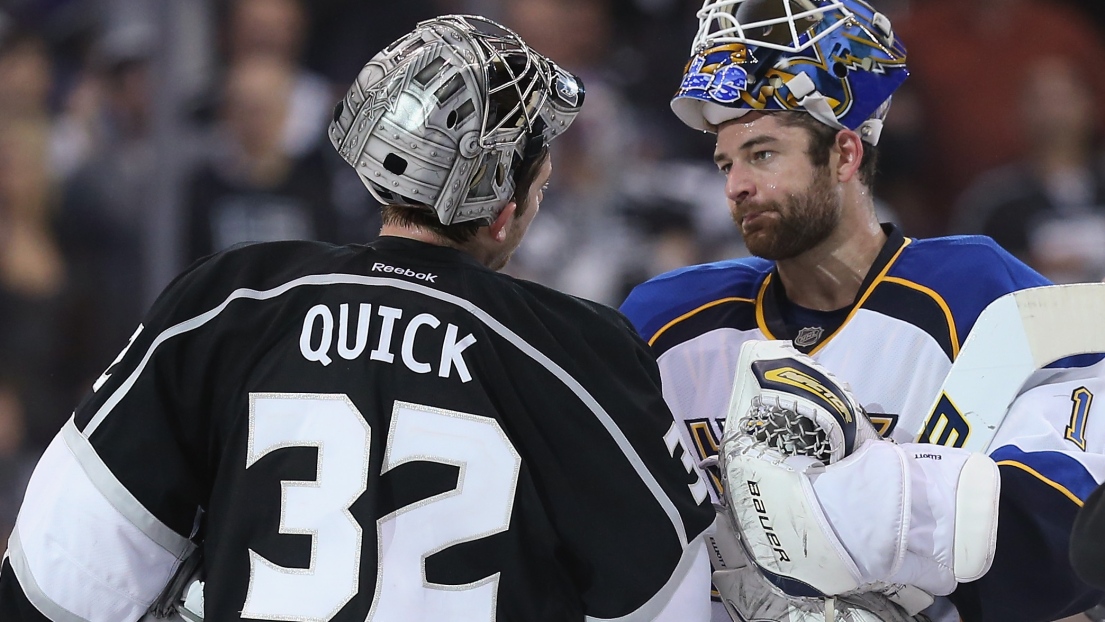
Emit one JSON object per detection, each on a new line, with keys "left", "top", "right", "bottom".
{"left": 369, "top": 235, "right": 488, "bottom": 270}
{"left": 758, "top": 223, "right": 910, "bottom": 354}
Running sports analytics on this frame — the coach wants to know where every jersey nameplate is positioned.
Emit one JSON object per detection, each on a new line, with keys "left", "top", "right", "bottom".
{"left": 299, "top": 302, "right": 477, "bottom": 382}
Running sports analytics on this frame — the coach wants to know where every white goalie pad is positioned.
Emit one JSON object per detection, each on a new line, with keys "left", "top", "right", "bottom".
{"left": 707, "top": 510, "right": 922, "bottom": 622}
{"left": 720, "top": 436, "right": 1001, "bottom": 599}
{"left": 717, "top": 340, "right": 1001, "bottom": 604}
{"left": 722, "top": 437, "right": 892, "bottom": 597}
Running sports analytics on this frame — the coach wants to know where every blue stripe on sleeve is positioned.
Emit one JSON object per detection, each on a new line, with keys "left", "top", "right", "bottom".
{"left": 989, "top": 444, "right": 1098, "bottom": 505}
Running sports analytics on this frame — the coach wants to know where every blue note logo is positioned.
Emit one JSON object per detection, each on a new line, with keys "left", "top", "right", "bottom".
{"left": 678, "top": 52, "right": 748, "bottom": 104}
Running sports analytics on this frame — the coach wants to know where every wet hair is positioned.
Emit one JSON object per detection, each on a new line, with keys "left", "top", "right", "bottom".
{"left": 381, "top": 141, "right": 550, "bottom": 244}
{"left": 774, "top": 112, "right": 879, "bottom": 188}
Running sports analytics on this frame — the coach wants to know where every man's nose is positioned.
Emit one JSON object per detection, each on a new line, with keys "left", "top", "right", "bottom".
{"left": 725, "top": 166, "right": 755, "bottom": 205}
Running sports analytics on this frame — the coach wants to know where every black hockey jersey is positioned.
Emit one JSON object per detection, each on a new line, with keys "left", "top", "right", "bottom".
{"left": 0, "top": 237, "right": 713, "bottom": 622}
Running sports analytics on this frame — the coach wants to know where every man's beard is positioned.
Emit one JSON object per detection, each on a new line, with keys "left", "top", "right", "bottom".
{"left": 737, "top": 166, "right": 841, "bottom": 261}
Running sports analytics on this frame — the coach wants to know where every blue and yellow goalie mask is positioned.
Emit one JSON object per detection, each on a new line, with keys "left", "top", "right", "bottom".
{"left": 671, "top": 0, "right": 908, "bottom": 145}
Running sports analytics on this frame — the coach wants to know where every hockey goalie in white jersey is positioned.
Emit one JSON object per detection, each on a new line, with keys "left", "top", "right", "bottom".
{"left": 620, "top": 0, "right": 1105, "bottom": 618}
{"left": 708, "top": 340, "right": 1001, "bottom": 622}
{"left": 707, "top": 321, "right": 1105, "bottom": 622}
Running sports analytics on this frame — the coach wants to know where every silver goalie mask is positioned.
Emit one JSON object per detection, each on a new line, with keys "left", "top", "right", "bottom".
{"left": 329, "top": 14, "right": 585, "bottom": 225}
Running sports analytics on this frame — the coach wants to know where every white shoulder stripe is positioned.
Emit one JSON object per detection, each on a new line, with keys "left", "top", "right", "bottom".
{"left": 84, "top": 273, "right": 691, "bottom": 545}
{"left": 12, "top": 432, "right": 187, "bottom": 621}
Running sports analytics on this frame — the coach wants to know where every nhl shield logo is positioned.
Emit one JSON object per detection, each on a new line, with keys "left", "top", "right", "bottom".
{"left": 793, "top": 326, "right": 824, "bottom": 348}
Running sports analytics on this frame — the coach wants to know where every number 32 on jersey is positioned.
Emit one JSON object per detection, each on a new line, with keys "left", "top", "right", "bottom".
{"left": 245, "top": 393, "right": 520, "bottom": 621}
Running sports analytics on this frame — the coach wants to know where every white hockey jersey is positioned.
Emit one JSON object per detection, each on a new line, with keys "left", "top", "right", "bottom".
{"left": 621, "top": 224, "right": 1105, "bottom": 622}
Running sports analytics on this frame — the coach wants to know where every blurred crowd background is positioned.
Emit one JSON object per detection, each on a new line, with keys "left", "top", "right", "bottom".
{"left": 0, "top": 0, "right": 1104, "bottom": 542}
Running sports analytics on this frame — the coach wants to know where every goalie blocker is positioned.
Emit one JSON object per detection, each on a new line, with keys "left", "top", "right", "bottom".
{"left": 714, "top": 341, "right": 1001, "bottom": 617}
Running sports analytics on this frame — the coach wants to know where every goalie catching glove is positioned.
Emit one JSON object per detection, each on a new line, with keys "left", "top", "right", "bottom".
{"left": 713, "top": 341, "right": 1001, "bottom": 613}
{"left": 708, "top": 509, "right": 927, "bottom": 622}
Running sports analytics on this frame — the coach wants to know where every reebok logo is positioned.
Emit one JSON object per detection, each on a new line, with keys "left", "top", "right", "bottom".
{"left": 372, "top": 262, "right": 437, "bottom": 283}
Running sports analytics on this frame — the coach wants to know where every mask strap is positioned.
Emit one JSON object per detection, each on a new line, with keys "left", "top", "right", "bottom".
{"left": 786, "top": 72, "right": 883, "bottom": 145}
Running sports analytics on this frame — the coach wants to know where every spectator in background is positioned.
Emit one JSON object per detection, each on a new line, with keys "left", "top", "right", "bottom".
{"left": 501, "top": 0, "right": 655, "bottom": 304}
{"left": 0, "top": 116, "right": 79, "bottom": 446}
{"left": 223, "top": 0, "right": 385, "bottom": 244}
{"left": 895, "top": 0, "right": 1105, "bottom": 236}
{"left": 0, "top": 30, "right": 87, "bottom": 181}
{"left": 606, "top": 0, "right": 719, "bottom": 161}
{"left": 298, "top": 0, "right": 439, "bottom": 93}
{"left": 56, "top": 26, "right": 159, "bottom": 385}
{"left": 0, "top": 115, "right": 84, "bottom": 540}
{"left": 182, "top": 54, "right": 341, "bottom": 261}
{"left": 953, "top": 55, "right": 1105, "bottom": 284}
{"left": 224, "top": 0, "right": 332, "bottom": 158}
{"left": 0, "top": 32, "right": 51, "bottom": 121}
{"left": 869, "top": 78, "right": 927, "bottom": 234}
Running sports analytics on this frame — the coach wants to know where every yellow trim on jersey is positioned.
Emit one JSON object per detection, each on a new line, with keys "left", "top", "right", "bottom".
{"left": 995, "top": 460, "right": 1085, "bottom": 507}
{"left": 650, "top": 233, "right": 959, "bottom": 355}
{"left": 804, "top": 237, "right": 913, "bottom": 355}
{"left": 754, "top": 238, "right": 914, "bottom": 353}
{"left": 755, "top": 277, "right": 776, "bottom": 339}
{"left": 881, "top": 276, "right": 960, "bottom": 359}
{"left": 647, "top": 296, "right": 756, "bottom": 346}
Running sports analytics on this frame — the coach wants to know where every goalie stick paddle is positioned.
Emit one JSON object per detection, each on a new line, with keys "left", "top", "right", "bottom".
{"left": 915, "top": 282, "right": 1105, "bottom": 453}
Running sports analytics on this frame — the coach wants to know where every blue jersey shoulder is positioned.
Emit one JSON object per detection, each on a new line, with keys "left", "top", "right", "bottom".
{"left": 620, "top": 256, "right": 772, "bottom": 341}
{"left": 890, "top": 234, "right": 1050, "bottom": 338}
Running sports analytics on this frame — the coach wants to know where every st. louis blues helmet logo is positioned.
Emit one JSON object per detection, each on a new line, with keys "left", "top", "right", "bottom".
{"left": 677, "top": 44, "right": 754, "bottom": 104}
{"left": 672, "top": 0, "right": 908, "bottom": 135}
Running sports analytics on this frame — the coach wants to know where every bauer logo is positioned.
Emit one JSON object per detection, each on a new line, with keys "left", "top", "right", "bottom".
{"left": 746, "top": 479, "right": 790, "bottom": 563}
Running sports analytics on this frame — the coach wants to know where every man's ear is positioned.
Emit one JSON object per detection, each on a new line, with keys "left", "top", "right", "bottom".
{"left": 834, "top": 130, "right": 864, "bottom": 183}
{"left": 487, "top": 201, "right": 517, "bottom": 243}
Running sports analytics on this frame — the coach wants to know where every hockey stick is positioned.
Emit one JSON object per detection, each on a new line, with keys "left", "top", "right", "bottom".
{"left": 914, "top": 282, "right": 1105, "bottom": 453}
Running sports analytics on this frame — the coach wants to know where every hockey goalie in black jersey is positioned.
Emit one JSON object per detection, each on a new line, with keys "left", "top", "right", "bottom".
{"left": 0, "top": 15, "right": 714, "bottom": 622}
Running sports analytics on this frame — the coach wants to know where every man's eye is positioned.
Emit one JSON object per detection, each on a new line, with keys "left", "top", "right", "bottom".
{"left": 751, "top": 150, "right": 773, "bottom": 162}
{"left": 717, "top": 163, "right": 731, "bottom": 175}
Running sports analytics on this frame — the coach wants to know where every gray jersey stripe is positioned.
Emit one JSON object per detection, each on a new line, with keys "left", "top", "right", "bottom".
{"left": 62, "top": 419, "right": 196, "bottom": 560}
{"left": 83, "top": 273, "right": 689, "bottom": 546}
